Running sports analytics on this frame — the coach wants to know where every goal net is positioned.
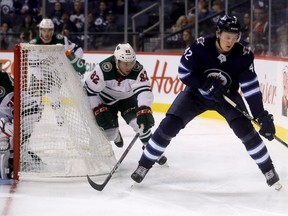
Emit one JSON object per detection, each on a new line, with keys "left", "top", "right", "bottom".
{"left": 13, "top": 43, "right": 116, "bottom": 180}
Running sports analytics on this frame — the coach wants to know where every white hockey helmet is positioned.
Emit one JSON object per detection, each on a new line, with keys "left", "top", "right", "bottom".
{"left": 114, "top": 43, "right": 136, "bottom": 63}
{"left": 39, "top": 18, "right": 54, "bottom": 30}
{"left": 39, "top": 18, "right": 54, "bottom": 43}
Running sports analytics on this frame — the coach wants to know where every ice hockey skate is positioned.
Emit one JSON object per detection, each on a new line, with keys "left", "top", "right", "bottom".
{"left": 131, "top": 165, "right": 149, "bottom": 183}
{"left": 156, "top": 155, "right": 167, "bottom": 165}
{"left": 264, "top": 168, "right": 282, "bottom": 190}
{"left": 114, "top": 132, "right": 124, "bottom": 147}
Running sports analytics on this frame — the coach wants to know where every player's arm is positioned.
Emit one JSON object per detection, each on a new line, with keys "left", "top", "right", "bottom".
{"left": 132, "top": 66, "right": 154, "bottom": 133}
{"left": 63, "top": 36, "right": 83, "bottom": 59}
{"left": 239, "top": 56, "right": 275, "bottom": 140}
{"left": 178, "top": 45, "right": 203, "bottom": 88}
{"left": 84, "top": 67, "right": 115, "bottom": 129}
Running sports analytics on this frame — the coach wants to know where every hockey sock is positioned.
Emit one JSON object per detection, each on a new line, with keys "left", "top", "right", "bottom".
{"left": 242, "top": 131, "right": 273, "bottom": 173}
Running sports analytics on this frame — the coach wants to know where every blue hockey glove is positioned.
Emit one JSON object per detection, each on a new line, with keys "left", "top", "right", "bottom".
{"left": 202, "top": 77, "right": 227, "bottom": 103}
{"left": 136, "top": 106, "right": 154, "bottom": 133}
{"left": 93, "top": 104, "right": 116, "bottom": 130}
{"left": 257, "top": 111, "right": 275, "bottom": 141}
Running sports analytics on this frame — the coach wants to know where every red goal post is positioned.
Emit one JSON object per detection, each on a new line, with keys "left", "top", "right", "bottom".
{"left": 13, "top": 43, "right": 116, "bottom": 181}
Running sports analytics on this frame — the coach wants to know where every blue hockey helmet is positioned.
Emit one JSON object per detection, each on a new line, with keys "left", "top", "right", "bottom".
{"left": 216, "top": 15, "right": 241, "bottom": 34}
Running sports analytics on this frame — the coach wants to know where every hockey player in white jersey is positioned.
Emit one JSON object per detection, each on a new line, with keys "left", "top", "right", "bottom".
{"left": 28, "top": 18, "right": 86, "bottom": 126}
{"left": 84, "top": 43, "right": 166, "bottom": 164}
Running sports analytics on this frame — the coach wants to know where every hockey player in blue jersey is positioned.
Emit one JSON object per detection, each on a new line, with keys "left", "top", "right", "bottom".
{"left": 131, "top": 15, "right": 281, "bottom": 190}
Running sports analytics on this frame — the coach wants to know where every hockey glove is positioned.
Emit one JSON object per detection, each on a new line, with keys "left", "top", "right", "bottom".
{"left": 257, "top": 111, "right": 275, "bottom": 141}
{"left": 136, "top": 106, "right": 155, "bottom": 134}
{"left": 202, "top": 77, "right": 227, "bottom": 103}
{"left": 93, "top": 105, "right": 116, "bottom": 130}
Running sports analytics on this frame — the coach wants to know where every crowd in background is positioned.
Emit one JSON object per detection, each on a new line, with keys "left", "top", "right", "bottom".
{"left": 0, "top": 0, "right": 287, "bottom": 57}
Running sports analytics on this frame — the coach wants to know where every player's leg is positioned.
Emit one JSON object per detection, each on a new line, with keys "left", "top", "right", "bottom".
{"left": 0, "top": 133, "right": 12, "bottom": 180}
{"left": 131, "top": 90, "right": 205, "bottom": 183}
{"left": 0, "top": 119, "right": 13, "bottom": 180}
{"left": 219, "top": 94, "right": 281, "bottom": 189}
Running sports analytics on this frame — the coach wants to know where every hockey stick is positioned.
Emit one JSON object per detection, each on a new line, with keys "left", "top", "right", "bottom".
{"left": 87, "top": 133, "right": 140, "bottom": 191}
{"left": 223, "top": 95, "right": 288, "bottom": 148}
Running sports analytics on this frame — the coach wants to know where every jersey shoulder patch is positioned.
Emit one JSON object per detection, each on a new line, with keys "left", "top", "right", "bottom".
{"left": 101, "top": 62, "right": 113, "bottom": 72}
{"left": 196, "top": 36, "right": 205, "bottom": 46}
{"left": 243, "top": 46, "right": 251, "bottom": 55}
{"left": 56, "top": 34, "right": 64, "bottom": 40}
{"left": 29, "top": 39, "right": 37, "bottom": 44}
{"left": 132, "top": 62, "right": 143, "bottom": 72}
{"left": 99, "top": 56, "right": 116, "bottom": 73}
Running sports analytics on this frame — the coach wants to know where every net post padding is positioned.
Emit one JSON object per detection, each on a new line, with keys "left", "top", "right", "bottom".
{"left": 14, "top": 43, "right": 116, "bottom": 181}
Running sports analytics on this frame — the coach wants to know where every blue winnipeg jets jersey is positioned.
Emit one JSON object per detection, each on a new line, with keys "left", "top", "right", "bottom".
{"left": 178, "top": 35, "right": 264, "bottom": 118}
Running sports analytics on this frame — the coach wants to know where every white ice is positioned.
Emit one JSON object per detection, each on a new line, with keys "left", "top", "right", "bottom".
{"left": 1, "top": 112, "right": 287, "bottom": 216}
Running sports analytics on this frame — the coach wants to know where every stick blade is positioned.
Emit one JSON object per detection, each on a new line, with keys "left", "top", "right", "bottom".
{"left": 87, "top": 175, "right": 106, "bottom": 191}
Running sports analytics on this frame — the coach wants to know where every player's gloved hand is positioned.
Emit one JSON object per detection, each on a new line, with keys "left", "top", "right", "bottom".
{"left": 93, "top": 104, "right": 116, "bottom": 130}
{"left": 257, "top": 111, "right": 275, "bottom": 141}
{"left": 136, "top": 106, "right": 155, "bottom": 134}
{"left": 202, "top": 77, "right": 227, "bottom": 103}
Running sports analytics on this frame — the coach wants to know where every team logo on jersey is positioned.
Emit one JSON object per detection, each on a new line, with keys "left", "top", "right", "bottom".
{"left": 132, "top": 62, "right": 142, "bottom": 71}
{"left": 0, "top": 86, "right": 5, "bottom": 98}
{"left": 101, "top": 62, "right": 112, "bottom": 72}
{"left": 204, "top": 68, "right": 232, "bottom": 87}
{"left": 196, "top": 37, "right": 205, "bottom": 46}
{"left": 217, "top": 54, "right": 227, "bottom": 63}
{"left": 243, "top": 46, "right": 251, "bottom": 55}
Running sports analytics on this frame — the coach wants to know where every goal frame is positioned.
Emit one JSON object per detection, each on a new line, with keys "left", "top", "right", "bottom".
{"left": 13, "top": 43, "right": 116, "bottom": 181}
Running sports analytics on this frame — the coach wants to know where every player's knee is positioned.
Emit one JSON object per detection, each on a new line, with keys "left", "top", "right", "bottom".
{"left": 158, "top": 114, "right": 185, "bottom": 139}
{"left": 229, "top": 117, "right": 254, "bottom": 139}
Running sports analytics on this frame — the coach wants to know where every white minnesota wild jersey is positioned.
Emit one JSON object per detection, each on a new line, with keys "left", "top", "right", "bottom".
{"left": 84, "top": 56, "right": 154, "bottom": 109}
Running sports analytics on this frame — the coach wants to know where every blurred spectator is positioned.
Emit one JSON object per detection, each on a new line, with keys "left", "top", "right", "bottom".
{"left": 182, "top": 29, "right": 194, "bottom": 49}
{"left": 48, "top": 1, "right": 64, "bottom": 28}
{"left": 0, "top": 0, "right": 13, "bottom": 15}
{"left": 54, "top": 12, "right": 77, "bottom": 34}
{"left": 186, "top": 13, "right": 196, "bottom": 38}
{"left": 94, "top": 0, "right": 109, "bottom": 32}
{"left": 275, "top": 24, "right": 288, "bottom": 57}
{"left": 13, "top": 0, "right": 24, "bottom": 15}
{"left": 0, "top": 0, "right": 14, "bottom": 28}
{"left": 240, "top": 11, "right": 250, "bottom": 45}
{"left": 189, "top": 0, "right": 213, "bottom": 35}
{"left": 165, "top": 15, "right": 188, "bottom": 49}
{"left": 16, "top": 14, "right": 37, "bottom": 42}
{"left": 189, "top": 0, "right": 212, "bottom": 20}
{"left": 70, "top": 0, "right": 85, "bottom": 32}
{"left": 87, "top": 12, "right": 98, "bottom": 50}
{"left": 111, "top": 0, "right": 125, "bottom": 15}
{"left": 101, "top": 10, "right": 122, "bottom": 47}
{"left": 251, "top": 0, "right": 268, "bottom": 54}
{"left": 211, "top": 0, "right": 224, "bottom": 24}
{"left": 0, "top": 22, "right": 15, "bottom": 50}
{"left": 48, "top": 0, "right": 69, "bottom": 2}
{"left": 170, "top": 15, "right": 188, "bottom": 41}
{"left": 20, "top": 0, "right": 40, "bottom": 17}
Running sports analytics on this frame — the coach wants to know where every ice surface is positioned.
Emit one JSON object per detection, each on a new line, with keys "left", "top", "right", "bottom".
{"left": 1, "top": 113, "right": 287, "bottom": 216}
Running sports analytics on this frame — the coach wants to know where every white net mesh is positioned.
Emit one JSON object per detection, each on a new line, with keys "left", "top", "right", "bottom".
{"left": 17, "top": 43, "right": 116, "bottom": 179}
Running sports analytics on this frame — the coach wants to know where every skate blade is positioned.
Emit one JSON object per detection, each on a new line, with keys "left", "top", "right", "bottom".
{"left": 272, "top": 181, "right": 283, "bottom": 191}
